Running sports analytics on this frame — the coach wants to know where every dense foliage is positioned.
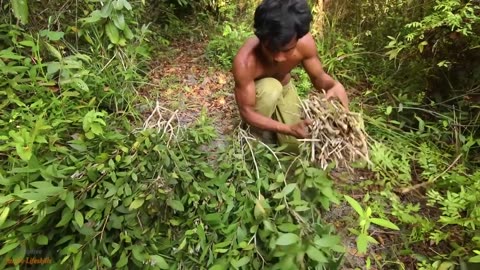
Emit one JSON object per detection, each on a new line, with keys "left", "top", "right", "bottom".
{"left": 1, "top": 0, "right": 479, "bottom": 269}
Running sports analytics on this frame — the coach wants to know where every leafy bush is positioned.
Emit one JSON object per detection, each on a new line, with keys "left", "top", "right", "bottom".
{"left": 206, "top": 22, "right": 253, "bottom": 69}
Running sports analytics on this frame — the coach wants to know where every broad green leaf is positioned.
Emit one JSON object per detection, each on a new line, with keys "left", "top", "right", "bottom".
{"left": 112, "top": 13, "right": 126, "bottom": 30}
{"left": 232, "top": 256, "right": 250, "bottom": 268}
{"left": 122, "top": 0, "right": 132, "bottom": 10}
{"left": 105, "top": 21, "right": 120, "bottom": 44}
{"left": 277, "top": 223, "right": 298, "bottom": 233}
{"left": 114, "top": 0, "right": 124, "bottom": 9}
{"left": 65, "top": 191, "right": 75, "bottom": 210}
{"left": 75, "top": 211, "right": 84, "bottom": 227}
{"left": 19, "top": 40, "right": 35, "bottom": 47}
{"left": 275, "top": 233, "right": 299, "bottom": 246}
{"left": 469, "top": 255, "right": 480, "bottom": 263}
{"left": 123, "top": 25, "right": 134, "bottom": 40}
{"left": 131, "top": 245, "right": 145, "bottom": 262}
{"left": 47, "top": 62, "right": 61, "bottom": 76}
{"left": 101, "top": 2, "right": 113, "bottom": 17}
{"left": 0, "top": 242, "right": 19, "bottom": 255}
{"left": 370, "top": 218, "right": 399, "bottom": 230}
{"left": 116, "top": 251, "right": 128, "bottom": 268}
{"left": 306, "top": 246, "right": 328, "bottom": 262}
{"left": 12, "top": 0, "right": 29, "bottom": 24}
{"left": 282, "top": 183, "right": 296, "bottom": 196}
{"left": 315, "top": 235, "right": 340, "bottom": 248}
{"left": 72, "top": 78, "right": 89, "bottom": 92}
{"left": 100, "top": 256, "right": 112, "bottom": 268}
{"left": 44, "top": 43, "right": 62, "bottom": 60}
{"left": 56, "top": 210, "right": 73, "bottom": 227}
{"left": 40, "top": 30, "right": 64, "bottom": 41}
{"left": 344, "top": 195, "right": 364, "bottom": 217}
{"left": 82, "top": 10, "right": 103, "bottom": 24}
{"left": 0, "top": 48, "right": 24, "bottom": 60}
{"left": 356, "top": 234, "right": 369, "bottom": 254}
{"left": 83, "top": 198, "right": 106, "bottom": 210}
{"left": 167, "top": 199, "right": 184, "bottom": 212}
{"left": 150, "top": 255, "right": 169, "bottom": 269}
{"left": 15, "top": 143, "right": 32, "bottom": 161}
{"left": 129, "top": 198, "right": 145, "bottom": 210}
{"left": 36, "top": 235, "right": 48, "bottom": 245}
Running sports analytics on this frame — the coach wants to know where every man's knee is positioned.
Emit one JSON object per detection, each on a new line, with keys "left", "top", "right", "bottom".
{"left": 255, "top": 77, "right": 283, "bottom": 100}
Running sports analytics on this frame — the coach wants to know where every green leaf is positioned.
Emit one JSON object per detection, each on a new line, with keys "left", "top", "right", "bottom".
{"left": 123, "top": 25, "right": 134, "bottom": 40}
{"left": 129, "top": 198, "right": 145, "bottom": 210}
{"left": 275, "top": 233, "right": 299, "bottom": 246}
{"left": 0, "top": 242, "right": 19, "bottom": 255}
{"left": 105, "top": 21, "right": 120, "bottom": 44}
{"left": 232, "top": 256, "right": 250, "bottom": 268}
{"left": 15, "top": 143, "right": 32, "bottom": 161}
{"left": 282, "top": 183, "right": 296, "bottom": 196}
{"left": 315, "top": 235, "right": 340, "bottom": 248}
{"left": 131, "top": 245, "right": 145, "bottom": 262}
{"left": 36, "top": 235, "right": 48, "bottom": 245}
{"left": 47, "top": 62, "right": 61, "bottom": 76}
{"left": 356, "top": 234, "right": 369, "bottom": 254}
{"left": 44, "top": 43, "right": 62, "bottom": 60}
{"left": 65, "top": 191, "right": 75, "bottom": 210}
{"left": 344, "top": 195, "right": 364, "bottom": 217}
{"left": 469, "top": 255, "right": 480, "bottom": 263}
{"left": 75, "top": 210, "right": 84, "bottom": 227}
{"left": 277, "top": 223, "right": 298, "bottom": 233}
{"left": 0, "top": 207, "right": 10, "bottom": 227}
{"left": 370, "top": 218, "right": 400, "bottom": 230}
{"left": 122, "top": 0, "right": 132, "bottom": 10}
{"left": 56, "top": 209, "right": 73, "bottom": 227}
{"left": 12, "top": 0, "right": 29, "bottom": 24}
{"left": 167, "top": 199, "right": 184, "bottom": 212}
{"left": 150, "top": 255, "right": 169, "bottom": 269}
{"left": 83, "top": 198, "right": 106, "bottom": 210}
{"left": 72, "top": 78, "right": 89, "bottom": 92}
{"left": 306, "top": 246, "right": 328, "bottom": 262}
{"left": 385, "top": 106, "right": 393, "bottom": 116}
{"left": 100, "top": 256, "right": 112, "bottom": 268}
{"left": 82, "top": 10, "right": 103, "bottom": 24}
{"left": 40, "top": 30, "right": 64, "bottom": 41}
{"left": 113, "top": 0, "right": 123, "bottom": 9}
{"left": 116, "top": 251, "right": 128, "bottom": 268}
{"left": 112, "top": 13, "right": 126, "bottom": 30}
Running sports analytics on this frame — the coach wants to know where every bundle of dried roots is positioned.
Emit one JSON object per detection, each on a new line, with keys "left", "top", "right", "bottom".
{"left": 300, "top": 92, "right": 369, "bottom": 171}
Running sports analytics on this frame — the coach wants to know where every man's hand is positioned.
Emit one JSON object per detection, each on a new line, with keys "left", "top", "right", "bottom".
{"left": 325, "top": 82, "right": 349, "bottom": 111}
{"left": 288, "top": 119, "right": 313, "bottom": 138}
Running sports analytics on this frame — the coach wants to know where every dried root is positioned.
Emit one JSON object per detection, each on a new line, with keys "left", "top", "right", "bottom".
{"left": 140, "top": 101, "right": 180, "bottom": 146}
{"left": 300, "top": 92, "right": 369, "bottom": 171}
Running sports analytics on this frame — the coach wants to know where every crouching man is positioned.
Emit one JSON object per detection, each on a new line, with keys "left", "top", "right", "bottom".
{"left": 232, "top": 0, "right": 349, "bottom": 152}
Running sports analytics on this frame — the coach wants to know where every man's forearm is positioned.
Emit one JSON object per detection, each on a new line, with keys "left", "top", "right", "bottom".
{"left": 313, "top": 73, "right": 336, "bottom": 91}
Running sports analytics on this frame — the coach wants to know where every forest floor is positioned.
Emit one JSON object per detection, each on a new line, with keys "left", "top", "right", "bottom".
{"left": 140, "top": 37, "right": 415, "bottom": 270}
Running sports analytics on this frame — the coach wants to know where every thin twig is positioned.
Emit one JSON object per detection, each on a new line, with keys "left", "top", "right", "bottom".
{"left": 399, "top": 154, "right": 463, "bottom": 194}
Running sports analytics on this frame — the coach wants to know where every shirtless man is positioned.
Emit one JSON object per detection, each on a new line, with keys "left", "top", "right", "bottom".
{"left": 232, "top": 0, "right": 349, "bottom": 152}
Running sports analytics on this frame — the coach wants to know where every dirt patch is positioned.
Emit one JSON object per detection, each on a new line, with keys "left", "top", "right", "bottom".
{"left": 140, "top": 38, "right": 240, "bottom": 139}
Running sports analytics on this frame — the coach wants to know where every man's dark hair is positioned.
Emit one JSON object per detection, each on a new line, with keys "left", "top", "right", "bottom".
{"left": 254, "top": 0, "right": 313, "bottom": 52}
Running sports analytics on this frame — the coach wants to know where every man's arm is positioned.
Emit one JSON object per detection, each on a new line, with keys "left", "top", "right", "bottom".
{"left": 234, "top": 76, "right": 292, "bottom": 134}
{"left": 233, "top": 71, "right": 311, "bottom": 138}
{"left": 301, "top": 34, "right": 349, "bottom": 109}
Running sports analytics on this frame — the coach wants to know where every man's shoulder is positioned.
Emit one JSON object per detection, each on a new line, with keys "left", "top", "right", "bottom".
{"left": 232, "top": 37, "right": 259, "bottom": 80}
{"left": 296, "top": 33, "right": 317, "bottom": 58}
